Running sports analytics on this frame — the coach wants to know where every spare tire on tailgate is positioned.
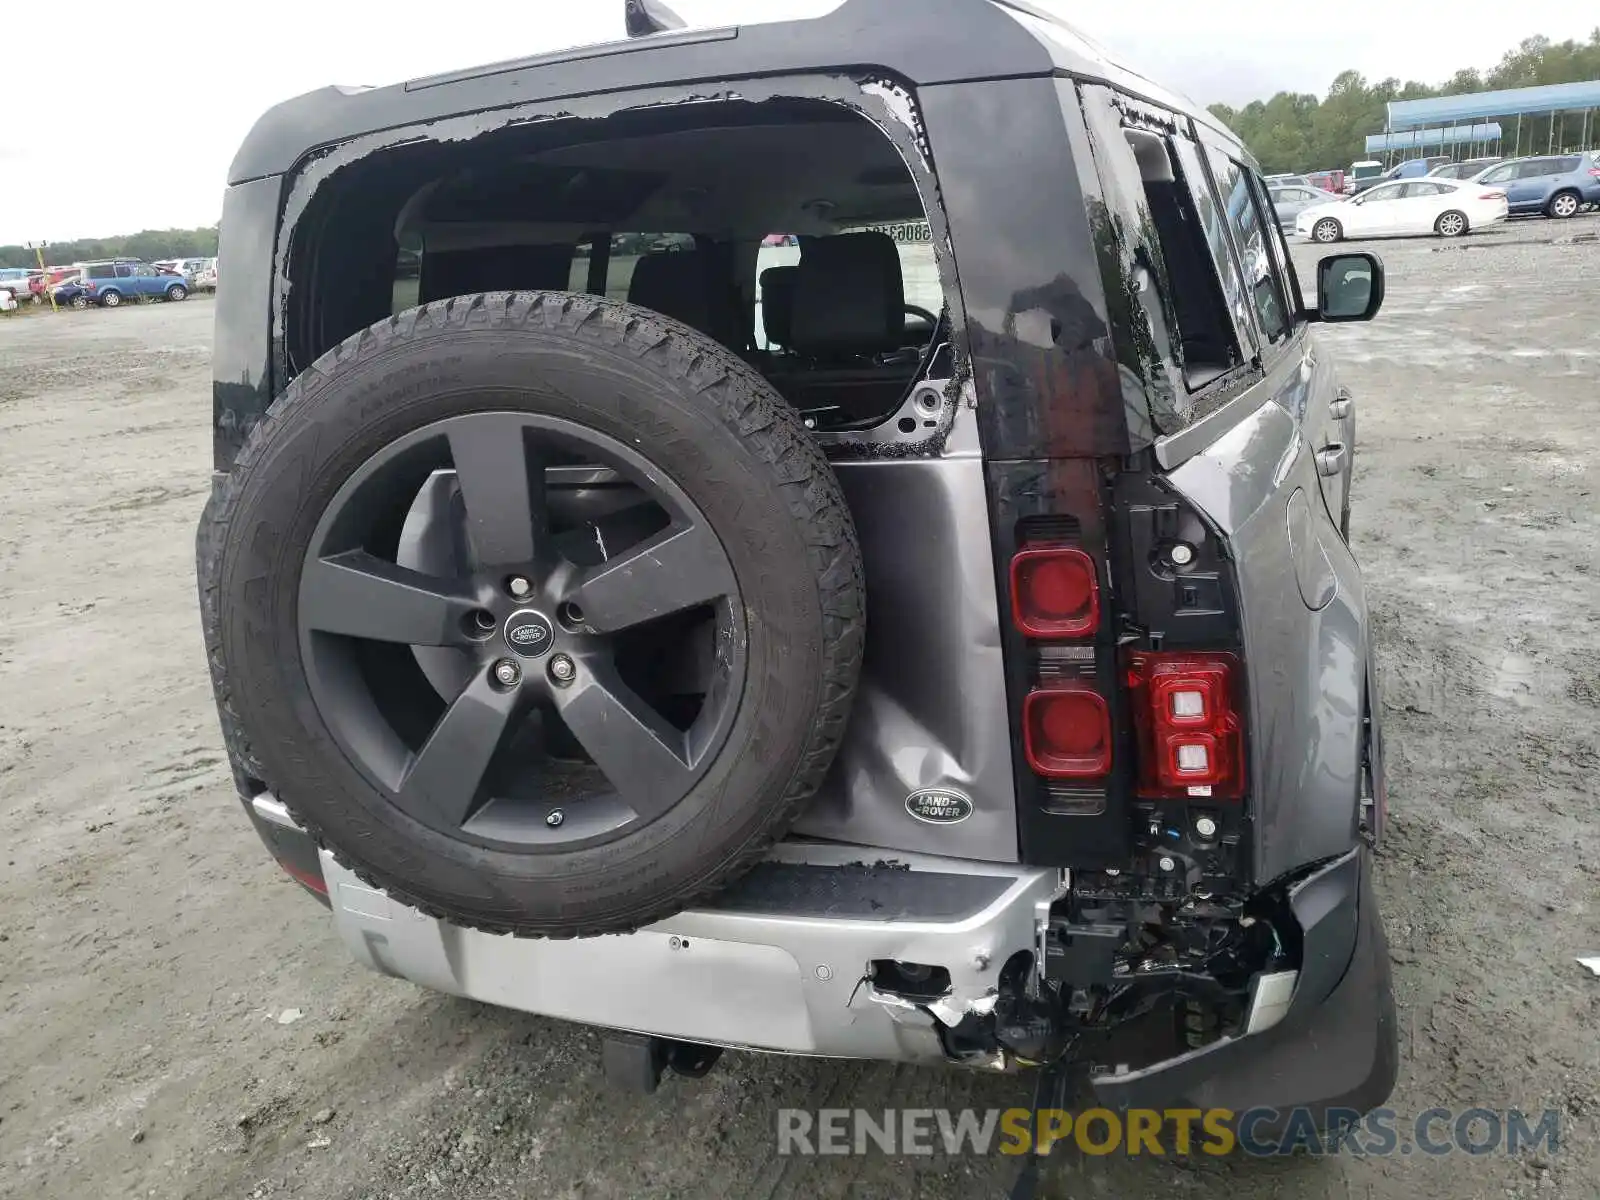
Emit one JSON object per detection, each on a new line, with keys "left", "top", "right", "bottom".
{"left": 203, "top": 292, "right": 865, "bottom": 936}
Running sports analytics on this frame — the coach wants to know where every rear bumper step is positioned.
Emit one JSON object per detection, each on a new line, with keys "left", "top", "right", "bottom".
{"left": 252, "top": 791, "right": 1059, "bottom": 1063}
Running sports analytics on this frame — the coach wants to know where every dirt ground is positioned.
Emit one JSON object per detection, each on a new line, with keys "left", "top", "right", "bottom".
{"left": 2, "top": 220, "right": 1598, "bottom": 1200}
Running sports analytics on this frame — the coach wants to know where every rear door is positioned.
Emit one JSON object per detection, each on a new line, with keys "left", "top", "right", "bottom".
{"left": 1395, "top": 181, "right": 1448, "bottom": 234}
{"left": 1508, "top": 159, "right": 1555, "bottom": 206}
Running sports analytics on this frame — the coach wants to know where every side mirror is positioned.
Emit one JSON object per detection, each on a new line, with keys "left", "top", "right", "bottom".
{"left": 1313, "top": 252, "right": 1384, "bottom": 322}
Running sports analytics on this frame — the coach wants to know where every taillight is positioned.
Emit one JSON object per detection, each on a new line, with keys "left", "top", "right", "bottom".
{"left": 1126, "top": 651, "right": 1244, "bottom": 799}
{"left": 1480, "top": 191, "right": 1505, "bottom": 200}
{"left": 1010, "top": 547, "right": 1099, "bottom": 638}
{"left": 1023, "top": 685, "right": 1111, "bottom": 778}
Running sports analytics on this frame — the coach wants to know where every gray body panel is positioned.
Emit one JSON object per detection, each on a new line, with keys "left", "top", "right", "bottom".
{"left": 793, "top": 455, "right": 1019, "bottom": 862}
{"left": 1163, "top": 340, "right": 1367, "bottom": 884}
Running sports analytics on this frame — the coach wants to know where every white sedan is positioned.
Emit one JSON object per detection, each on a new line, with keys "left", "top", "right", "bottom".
{"left": 1295, "top": 177, "right": 1508, "bottom": 243}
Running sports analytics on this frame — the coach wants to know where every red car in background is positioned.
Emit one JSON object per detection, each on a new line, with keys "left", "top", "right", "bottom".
{"left": 30, "top": 266, "right": 81, "bottom": 303}
{"left": 1308, "top": 170, "right": 1345, "bottom": 194}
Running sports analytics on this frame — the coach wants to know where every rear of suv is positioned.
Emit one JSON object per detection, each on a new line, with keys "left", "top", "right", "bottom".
{"left": 199, "top": 0, "right": 1396, "bottom": 1127}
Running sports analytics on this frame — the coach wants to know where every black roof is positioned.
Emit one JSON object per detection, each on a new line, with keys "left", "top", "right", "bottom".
{"left": 229, "top": 0, "right": 1233, "bottom": 183}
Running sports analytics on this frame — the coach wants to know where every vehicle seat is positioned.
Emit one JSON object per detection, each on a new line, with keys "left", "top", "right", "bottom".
{"left": 758, "top": 265, "right": 798, "bottom": 350}
{"left": 627, "top": 250, "right": 740, "bottom": 348}
{"left": 787, "top": 231, "right": 906, "bottom": 358}
{"left": 767, "top": 232, "right": 920, "bottom": 425}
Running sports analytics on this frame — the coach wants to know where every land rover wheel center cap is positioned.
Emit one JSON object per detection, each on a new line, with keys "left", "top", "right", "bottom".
{"left": 503, "top": 609, "right": 555, "bottom": 657}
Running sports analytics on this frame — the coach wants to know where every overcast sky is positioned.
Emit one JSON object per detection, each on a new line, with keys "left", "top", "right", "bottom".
{"left": 3, "top": 0, "right": 1591, "bottom": 245}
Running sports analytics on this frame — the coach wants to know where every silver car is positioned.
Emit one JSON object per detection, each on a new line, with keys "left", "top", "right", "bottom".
{"left": 1270, "top": 183, "right": 1344, "bottom": 231}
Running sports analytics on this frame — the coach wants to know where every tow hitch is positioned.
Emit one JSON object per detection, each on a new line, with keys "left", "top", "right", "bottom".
{"left": 601, "top": 1032, "right": 724, "bottom": 1093}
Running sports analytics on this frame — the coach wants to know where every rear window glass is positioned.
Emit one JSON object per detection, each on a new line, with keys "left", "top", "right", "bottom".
{"left": 1210, "top": 153, "right": 1289, "bottom": 345}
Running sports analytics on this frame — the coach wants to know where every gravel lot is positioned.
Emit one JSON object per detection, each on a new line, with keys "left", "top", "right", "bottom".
{"left": 2, "top": 219, "right": 1598, "bottom": 1200}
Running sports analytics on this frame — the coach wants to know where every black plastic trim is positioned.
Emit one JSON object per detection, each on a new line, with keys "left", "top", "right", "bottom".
{"left": 706, "top": 861, "right": 1013, "bottom": 920}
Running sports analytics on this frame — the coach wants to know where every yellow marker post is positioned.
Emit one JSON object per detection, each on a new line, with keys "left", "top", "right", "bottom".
{"left": 26, "top": 241, "right": 57, "bottom": 312}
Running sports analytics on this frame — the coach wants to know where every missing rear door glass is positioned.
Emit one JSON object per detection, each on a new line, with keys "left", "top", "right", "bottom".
{"left": 1125, "top": 129, "right": 1242, "bottom": 391}
{"left": 311, "top": 97, "right": 949, "bottom": 443}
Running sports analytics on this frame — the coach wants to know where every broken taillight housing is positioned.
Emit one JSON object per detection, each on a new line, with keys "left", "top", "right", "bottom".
{"left": 1023, "top": 685, "right": 1111, "bottom": 778}
{"left": 1126, "top": 651, "right": 1244, "bottom": 799}
{"left": 1010, "top": 547, "right": 1099, "bottom": 638}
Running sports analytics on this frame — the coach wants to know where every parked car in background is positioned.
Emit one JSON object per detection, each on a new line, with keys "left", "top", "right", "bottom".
{"left": 1265, "top": 173, "right": 1312, "bottom": 188}
{"left": 1473, "top": 153, "right": 1600, "bottom": 218}
{"left": 50, "top": 277, "right": 98, "bottom": 310}
{"left": 192, "top": 258, "right": 218, "bottom": 290}
{"left": 74, "top": 261, "right": 192, "bottom": 306}
{"left": 153, "top": 256, "right": 215, "bottom": 282}
{"left": 0, "top": 267, "right": 37, "bottom": 304}
{"left": 1307, "top": 169, "right": 1344, "bottom": 193}
{"left": 1298, "top": 176, "right": 1508, "bottom": 242}
{"left": 31, "top": 266, "right": 81, "bottom": 303}
{"left": 1269, "top": 183, "right": 1344, "bottom": 231}
{"left": 1344, "top": 160, "right": 1384, "bottom": 193}
{"left": 1429, "top": 157, "right": 1501, "bottom": 181}
{"left": 1347, "top": 156, "right": 1450, "bottom": 195}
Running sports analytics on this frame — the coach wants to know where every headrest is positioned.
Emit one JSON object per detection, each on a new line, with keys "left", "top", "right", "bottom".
{"left": 758, "top": 265, "right": 798, "bottom": 349}
{"left": 627, "top": 250, "right": 738, "bottom": 346}
{"left": 789, "top": 232, "right": 906, "bottom": 355}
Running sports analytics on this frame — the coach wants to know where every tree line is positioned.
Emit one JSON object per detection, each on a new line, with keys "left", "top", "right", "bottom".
{"left": 1209, "top": 31, "right": 1600, "bottom": 175}
{"left": 0, "top": 226, "right": 219, "bottom": 271}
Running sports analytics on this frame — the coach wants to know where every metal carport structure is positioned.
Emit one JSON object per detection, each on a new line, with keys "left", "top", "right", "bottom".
{"left": 1386, "top": 80, "right": 1600, "bottom": 160}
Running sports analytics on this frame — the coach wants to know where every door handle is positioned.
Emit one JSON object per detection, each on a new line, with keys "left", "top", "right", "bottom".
{"left": 1316, "top": 443, "right": 1348, "bottom": 476}
{"left": 1330, "top": 396, "right": 1352, "bottom": 420}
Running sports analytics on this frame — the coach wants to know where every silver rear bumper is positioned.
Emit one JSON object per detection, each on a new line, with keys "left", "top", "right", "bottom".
{"left": 281, "top": 799, "right": 1059, "bottom": 1063}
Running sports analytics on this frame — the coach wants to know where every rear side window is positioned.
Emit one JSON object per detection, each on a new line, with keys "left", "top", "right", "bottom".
{"left": 1479, "top": 163, "right": 1515, "bottom": 184}
{"left": 1209, "top": 152, "right": 1290, "bottom": 345}
{"left": 1519, "top": 160, "right": 1556, "bottom": 178}
{"left": 88, "top": 263, "right": 116, "bottom": 280}
{"left": 1555, "top": 156, "right": 1581, "bottom": 172}
{"left": 1170, "top": 140, "right": 1253, "bottom": 351}
{"left": 1125, "top": 130, "right": 1242, "bottom": 387}
{"left": 114, "top": 265, "right": 133, "bottom": 279}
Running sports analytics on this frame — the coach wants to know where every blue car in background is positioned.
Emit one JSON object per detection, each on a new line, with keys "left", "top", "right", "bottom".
{"left": 1473, "top": 153, "right": 1600, "bottom": 218}
{"left": 58, "top": 260, "right": 192, "bottom": 308}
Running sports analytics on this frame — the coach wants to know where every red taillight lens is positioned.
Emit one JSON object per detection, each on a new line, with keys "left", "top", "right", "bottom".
{"left": 1127, "top": 652, "right": 1244, "bottom": 798}
{"left": 1010, "top": 547, "right": 1099, "bottom": 638}
{"left": 1023, "top": 686, "right": 1112, "bottom": 778}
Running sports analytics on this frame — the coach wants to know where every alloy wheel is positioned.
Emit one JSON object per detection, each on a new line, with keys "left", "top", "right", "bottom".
{"left": 296, "top": 411, "right": 747, "bottom": 852}
{"left": 1550, "top": 193, "right": 1578, "bottom": 218}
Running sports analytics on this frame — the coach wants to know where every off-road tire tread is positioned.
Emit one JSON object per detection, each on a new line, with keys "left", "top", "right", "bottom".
{"left": 199, "top": 290, "right": 864, "bottom": 937}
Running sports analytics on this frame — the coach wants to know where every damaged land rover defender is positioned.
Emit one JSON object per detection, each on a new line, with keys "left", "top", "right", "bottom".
{"left": 199, "top": 0, "right": 1397, "bottom": 1122}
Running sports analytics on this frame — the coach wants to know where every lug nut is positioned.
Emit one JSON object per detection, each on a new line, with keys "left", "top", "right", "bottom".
{"left": 546, "top": 809, "right": 564, "bottom": 828}
{"left": 1194, "top": 816, "right": 1218, "bottom": 839}
{"left": 548, "top": 654, "right": 576, "bottom": 685}
{"left": 1157, "top": 855, "right": 1177, "bottom": 873}
{"left": 507, "top": 576, "right": 533, "bottom": 598}
{"left": 492, "top": 658, "right": 520, "bottom": 686}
